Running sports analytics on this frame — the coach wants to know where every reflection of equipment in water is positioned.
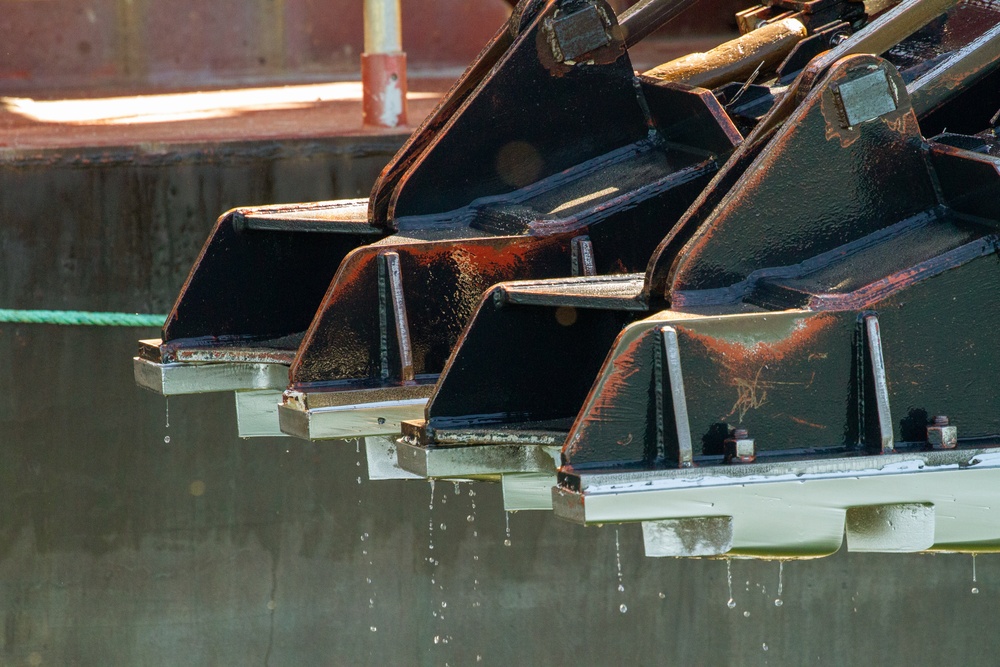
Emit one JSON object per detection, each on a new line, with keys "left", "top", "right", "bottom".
{"left": 404, "top": 0, "right": 1000, "bottom": 556}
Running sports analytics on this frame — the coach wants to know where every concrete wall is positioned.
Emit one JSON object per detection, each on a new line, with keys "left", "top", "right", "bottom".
{"left": 0, "top": 135, "right": 406, "bottom": 314}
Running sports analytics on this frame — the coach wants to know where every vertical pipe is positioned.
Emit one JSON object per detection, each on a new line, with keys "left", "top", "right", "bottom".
{"left": 362, "top": 0, "right": 408, "bottom": 128}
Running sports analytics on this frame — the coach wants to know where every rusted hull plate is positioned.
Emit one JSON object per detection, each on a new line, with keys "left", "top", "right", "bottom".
{"left": 234, "top": 390, "right": 286, "bottom": 438}
{"left": 395, "top": 441, "right": 560, "bottom": 479}
{"left": 554, "top": 451, "right": 1000, "bottom": 558}
{"left": 133, "top": 357, "right": 289, "bottom": 396}
{"left": 277, "top": 398, "right": 428, "bottom": 440}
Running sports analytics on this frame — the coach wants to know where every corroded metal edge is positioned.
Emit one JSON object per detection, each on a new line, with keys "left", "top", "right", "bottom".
{"left": 133, "top": 357, "right": 289, "bottom": 396}
{"left": 235, "top": 390, "right": 286, "bottom": 438}
{"left": 395, "top": 440, "right": 560, "bottom": 479}
{"left": 552, "top": 450, "right": 1000, "bottom": 557}
{"left": 502, "top": 472, "right": 557, "bottom": 511}
{"left": 277, "top": 398, "right": 428, "bottom": 440}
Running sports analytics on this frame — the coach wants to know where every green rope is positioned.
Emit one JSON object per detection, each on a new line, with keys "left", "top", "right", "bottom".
{"left": 0, "top": 309, "right": 166, "bottom": 327}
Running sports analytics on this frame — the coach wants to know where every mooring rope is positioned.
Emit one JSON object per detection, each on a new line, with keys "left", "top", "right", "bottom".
{"left": 0, "top": 309, "right": 166, "bottom": 327}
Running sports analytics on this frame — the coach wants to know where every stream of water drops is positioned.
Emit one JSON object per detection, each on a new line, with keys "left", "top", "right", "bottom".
{"left": 972, "top": 553, "right": 980, "bottom": 594}
{"left": 468, "top": 488, "right": 481, "bottom": 609}
{"left": 163, "top": 397, "right": 171, "bottom": 443}
{"left": 353, "top": 440, "right": 378, "bottom": 634}
{"left": 615, "top": 529, "right": 627, "bottom": 614}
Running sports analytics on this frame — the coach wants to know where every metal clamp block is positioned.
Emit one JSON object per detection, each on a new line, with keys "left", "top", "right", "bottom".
{"left": 927, "top": 415, "right": 958, "bottom": 450}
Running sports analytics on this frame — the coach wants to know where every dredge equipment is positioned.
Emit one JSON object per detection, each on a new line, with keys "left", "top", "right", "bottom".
{"left": 399, "top": 0, "right": 1000, "bottom": 529}
{"left": 136, "top": 0, "right": 864, "bottom": 442}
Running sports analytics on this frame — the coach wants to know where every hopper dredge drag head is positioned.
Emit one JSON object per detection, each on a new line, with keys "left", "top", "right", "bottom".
{"left": 407, "top": 3, "right": 1000, "bottom": 556}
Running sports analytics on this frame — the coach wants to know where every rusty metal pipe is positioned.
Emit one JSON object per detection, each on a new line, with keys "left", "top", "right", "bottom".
{"left": 362, "top": 0, "right": 407, "bottom": 128}
{"left": 618, "top": 0, "right": 704, "bottom": 49}
{"left": 641, "top": 18, "right": 808, "bottom": 89}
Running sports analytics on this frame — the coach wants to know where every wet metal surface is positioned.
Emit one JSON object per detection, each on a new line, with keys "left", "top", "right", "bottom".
{"left": 4, "top": 324, "right": 1000, "bottom": 663}
{"left": 133, "top": 358, "right": 290, "bottom": 396}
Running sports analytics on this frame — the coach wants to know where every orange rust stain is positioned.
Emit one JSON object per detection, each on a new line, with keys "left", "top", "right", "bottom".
{"left": 680, "top": 313, "right": 837, "bottom": 366}
{"left": 566, "top": 331, "right": 651, "bottom": 457}
{"left": 679, "top": 313, "right": 837, "bottom": 422}
{"left": 789, "top": 415, "right": 827, "bottom": 429}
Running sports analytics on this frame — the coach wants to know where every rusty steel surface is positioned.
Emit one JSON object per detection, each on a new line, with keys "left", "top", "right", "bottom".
{"left": 153, "top": 0, "right": 760, "bottom": 415}
{"left": 404, "top": 0, "right": 1000, "bottom": 503}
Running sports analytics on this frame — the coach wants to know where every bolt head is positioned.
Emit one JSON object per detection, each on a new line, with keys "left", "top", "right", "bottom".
{"left": 927, "top": 425, "right": 957, "bottom": 449}
{"left": 724, "top": 437, "right": 756, "bottom": 463}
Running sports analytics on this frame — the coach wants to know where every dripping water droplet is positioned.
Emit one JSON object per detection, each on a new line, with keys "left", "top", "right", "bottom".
{"left": 774, "top": 560, "right": 784, "bottom": 607}
{"left": 726, "top": 559, "right": 735, "bottom": 608}
{"left": 619, "top": 603, "right": 628, "bottom": 614}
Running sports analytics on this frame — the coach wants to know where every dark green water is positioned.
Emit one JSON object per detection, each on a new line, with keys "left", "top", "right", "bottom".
{"left": 1, "top": 324, "right": 997, "bottom": 666}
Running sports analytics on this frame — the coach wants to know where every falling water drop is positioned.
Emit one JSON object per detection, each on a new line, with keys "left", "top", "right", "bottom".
{"left": 163, "top": 435, "right": 171, "bottom": 444}
{"left": 658, "top": 592, "right": 666, "bottom": 600}
{"left": 619, "top": 603, "right": 628, "bottom": 614}
{"left": 504, "top": 512, "right": 512, "bottom": 546}
{"left": 972, "top": 552, "right": 980, "bottom": 594}
{"left": 370, "top": 626, "right": 377, "bottom": 633}
{"left": 743, "top": 610, "right": 750, "bottom": 618}
{"left": 726, "top": 560, "right": 735, "bottom": 609}
{"left": 453, "top": 481, "right": 461, "bottom": 494}
{"left": 774, "top": 561, "right": 784, "bottom": 607}
{"left": 763, "top": 643, "right": 769, "bottom": 651}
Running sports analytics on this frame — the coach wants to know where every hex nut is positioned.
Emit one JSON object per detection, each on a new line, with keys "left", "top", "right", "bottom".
{"left": 927, "top": 425, "right": 957, "bottom": 449}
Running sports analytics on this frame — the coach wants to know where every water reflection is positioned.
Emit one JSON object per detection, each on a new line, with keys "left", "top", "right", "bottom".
{"left": 1, "top": 323, "right": 999, "bottom": 665}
